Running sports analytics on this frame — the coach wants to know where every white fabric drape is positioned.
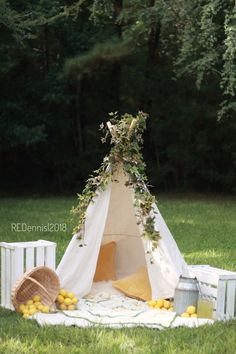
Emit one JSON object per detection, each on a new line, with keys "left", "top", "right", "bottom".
{"left": 56, "top": 183, "right": 112, "bottom": 298}
{"left": 144, "top": 204, "right": 190, "bottom": 299}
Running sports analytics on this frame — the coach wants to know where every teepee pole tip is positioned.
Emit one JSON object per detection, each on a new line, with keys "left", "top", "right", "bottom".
{"left": 128, "top": 118, "right": 137, "bottom": 137}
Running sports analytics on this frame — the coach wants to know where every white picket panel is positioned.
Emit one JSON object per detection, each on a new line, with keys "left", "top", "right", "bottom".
{"left": 1, "top": 247, "right": 6, "bottom": 308}
{"left": 216, "top": 280, "right": 226, "bottom": 320}
{"left": 36, "top": 247, "right": 45, "bottom": 266}
{"left": 0, "top": 240, "right": 56, "bottom": 310}
{"left": 192, "top": 265, "right": 235, "bottom": 275}
{"left": 198, "top": 282, "right": 218, "bottom": 298}
{"left": 26, "top": 247, "right": 35, "bottom": 271}
{"left": 226, "top": 281, "right": 236, "bottom": 319}
{"left": 13, "top": 248, "right": 24, "bottom": 281}
{"left": 189, "top": 265, "right": 236, "bottom": 320}
{"left": 189, "top": 268, "right": 219, "bottom": 286}
{"left": 10, "top": 248, "right": 24, "bottom": 310}
{"left": 45, "top": 245, "right": 56, "bottom": 269}
{"left": 5, "top": 248, "right": 11, "bottom": 309}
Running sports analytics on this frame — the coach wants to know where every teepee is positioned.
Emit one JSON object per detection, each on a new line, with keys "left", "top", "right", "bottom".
{"left": 57, "top": 112, "right": 189, "bottom": 299}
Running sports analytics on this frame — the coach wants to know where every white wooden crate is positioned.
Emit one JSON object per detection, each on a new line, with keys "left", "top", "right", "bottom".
{"left": 189, "top": 265, "right": 236, "bottom": 320}
{"left": 0, "top": 240, "right": 56, "bottom": 310}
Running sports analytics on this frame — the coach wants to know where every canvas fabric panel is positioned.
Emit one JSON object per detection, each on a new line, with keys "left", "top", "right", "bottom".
{"left": 56, "top": 183, "right": 112, "bottom": 298}
{"left": 144, "top": 204, "right": 190, "bottom": 299}
{"left": 103, "top": 165, "right": 146, "bottom": 279}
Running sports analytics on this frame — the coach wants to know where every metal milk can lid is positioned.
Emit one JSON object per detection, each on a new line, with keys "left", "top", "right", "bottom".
{"left": 176, "top": 275, "right": 199, "bottom": 292}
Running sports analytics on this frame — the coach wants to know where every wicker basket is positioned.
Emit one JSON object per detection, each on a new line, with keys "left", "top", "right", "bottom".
{"left": 12, "top": 266, "right": 60, "bottom": 311}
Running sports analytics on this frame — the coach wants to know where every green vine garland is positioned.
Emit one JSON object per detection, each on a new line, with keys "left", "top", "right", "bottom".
{"left": 71, "top": 112, "right": 160, "bottom": 248}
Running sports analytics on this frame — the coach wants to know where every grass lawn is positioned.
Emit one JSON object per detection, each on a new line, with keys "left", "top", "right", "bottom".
{"left": 0, "top": 194, "right": 236, "bottom": 354}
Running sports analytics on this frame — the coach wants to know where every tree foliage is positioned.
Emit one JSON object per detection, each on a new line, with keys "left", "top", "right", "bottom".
{"left": 0, "top": 0, "right": 235, "bottom": 194}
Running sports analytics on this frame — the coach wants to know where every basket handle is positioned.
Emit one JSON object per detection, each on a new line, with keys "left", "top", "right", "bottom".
{"left": 25, "top": 276, "right": 56, "bottom": 307}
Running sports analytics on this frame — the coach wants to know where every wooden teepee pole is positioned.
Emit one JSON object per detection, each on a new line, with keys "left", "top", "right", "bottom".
{"left": 128, "top": 118, "right": 137, "bottom": 138}
{"left": 107, "top": 121, "right": 117, "bottom": 139}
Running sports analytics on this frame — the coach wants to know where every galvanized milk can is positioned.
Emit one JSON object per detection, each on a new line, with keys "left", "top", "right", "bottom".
{"left": 173, "top": 276, "right": 199, "bottom": 315}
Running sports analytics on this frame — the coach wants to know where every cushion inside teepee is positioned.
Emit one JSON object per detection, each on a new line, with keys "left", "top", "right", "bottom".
{"left": 93, "top": 241, "right": 117, "bottom": 282}
{"left": 112, "top": 266, "right": 152, "bottom": 301}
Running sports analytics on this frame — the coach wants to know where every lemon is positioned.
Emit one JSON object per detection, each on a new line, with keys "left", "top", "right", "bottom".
{"left": 155, "top": 299, "right": 164, "bottom": 308}
{"left": 42, "top": 306, "right": 50, "bottom": 313}
{"left": 29, "top": 307, "right": 37, "bottom": 314}
{"left": 23, "top": 314, "right": 30, "bottom": 319}
{"left": 64, "top": 298, "right": 72, "bottom": 306}
{"left": 147, "top": 300, "right": 156, "bottom": 307}
{"left": 56, "top": 295, "right": 64, "bottom": 303}
{"left": 26, "top": 300, "right": 34, "bottom": 306}
{"left": 59, "top": 289, "right": 67, "bottom": 297}
{"left": 34, "top": 301, "right": 41, "bottom": 308}
{"left": 181, "top": 312, "right": 190, "bottom": 317}
{"left": 168, "top": 307, "right": 174, "bottom": 311}
{"left": 56, "top": 294, "right": 64, "bottom": 304}
{"left": 71, "top": 297, "right": 78, "bottom": 304}
{"left": 67, "top": 304, "right": 76, "bottom": 310}
{"left": 191, "top": 313, "right": 197, "bottom": 318}
{"left": 37, "top": 304, "right": 44, "bottom": 311}
{"left": 18, "top": 304, "right": 25, "bottom": 313}
{"left": 22, "top": 308, "right": 29, "bottom": 315}
{"left": 67, "top": 292, "right": 74, "bottom": 299}
{"left": 28, "top": 308, "right": 37, "bottom": 316}
{"left": 33, "top": 295, "right": 41, "bottom": 302}
{"left": 186, "top": 306, "right": 196, "bottom": 315}
{"left": 59, "top": 303, "right": 67, "bottom": 310}
{"left": 163, "top": 300, "right": 171, "bottom": 309}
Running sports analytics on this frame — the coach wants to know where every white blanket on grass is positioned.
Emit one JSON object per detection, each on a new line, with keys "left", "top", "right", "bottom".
{"left": 33, "top": 294, "right": 214, "bottom": 329}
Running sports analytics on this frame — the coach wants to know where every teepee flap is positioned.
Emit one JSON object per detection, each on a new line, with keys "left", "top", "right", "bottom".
{"left": 145, "top": 203, "right": 190, "bottom": 299}
{"left": 56, "top": 183, "right": 112, "bottom": 297}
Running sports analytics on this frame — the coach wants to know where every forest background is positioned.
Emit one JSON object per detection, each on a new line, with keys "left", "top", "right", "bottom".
{"left": 1, "top": 0, "right": 235, "bottom": 195}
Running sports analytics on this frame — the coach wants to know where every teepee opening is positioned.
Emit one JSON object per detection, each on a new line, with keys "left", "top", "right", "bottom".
{"left": 102, "top": 164, "right": 146, "bottom": 279}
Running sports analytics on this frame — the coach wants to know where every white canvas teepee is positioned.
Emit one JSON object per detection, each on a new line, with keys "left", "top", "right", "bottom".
{"left": 57, "top": 113, "right": 190, "bottom": 299}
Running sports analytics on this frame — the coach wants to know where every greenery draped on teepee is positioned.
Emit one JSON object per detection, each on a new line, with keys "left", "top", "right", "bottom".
{"left": 72, "top": 112, "right": 160, "bottom": 248}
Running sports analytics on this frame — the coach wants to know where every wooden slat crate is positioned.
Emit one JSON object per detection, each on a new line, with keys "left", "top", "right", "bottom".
{"left": 189, "top": 265, "right": 236, "bottom": 320}
{"left": 0, "top": 240, "right": 56, "bottom": 310}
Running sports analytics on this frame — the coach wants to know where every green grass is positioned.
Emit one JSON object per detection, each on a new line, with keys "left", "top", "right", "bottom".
{"left": 0, "top": 195, "right": 236, "bottom": 354}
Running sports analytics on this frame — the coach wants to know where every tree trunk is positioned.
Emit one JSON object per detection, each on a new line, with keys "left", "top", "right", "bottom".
{"left": 53, "top": 159, "right": 64, "bottom": 192}
{"left": 114, "top": 0, "right": 123, "bottom": 36}
{"left": 110, "top": 0, "right": 123, "bottom": 111}
{"left": 140, "top": 0, "right": 160, "bottom": 112}
{"left": 43, "top": 24, "right": 49, "bottom": 75}
{"left": 154, "top": 144, "right": 161, "bottom": 171}
{"left": 74, "top": 81, "right": 84, "bottom": 154}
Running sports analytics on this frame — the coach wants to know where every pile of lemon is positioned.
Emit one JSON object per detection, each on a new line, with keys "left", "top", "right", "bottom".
{"left": 181, "top": 305, "right": 197, "bottom": 318}
{"left": 18, "top": 295, "right": 51, "bottom": 318}
{"left": 147, "top": 299, "right": 173, "bottom": 311}
{"left": 56, "top": 289, "right": 78, "bottom": 311}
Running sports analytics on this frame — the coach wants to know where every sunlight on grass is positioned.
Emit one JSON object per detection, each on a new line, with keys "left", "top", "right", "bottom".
{"left": 174, "top": 218, "right": 195, "bottom": 225}
{"left": 186, "top": 249, "right": 226, "bottom": 258}
{"left": 158, "top": 194, "right": 236, "bottom": 271}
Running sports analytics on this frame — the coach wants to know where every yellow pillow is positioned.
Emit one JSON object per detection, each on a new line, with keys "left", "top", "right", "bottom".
{"left": 112, "top": 267, "right": 152, "bottom": 301}
{"left": 94, "top": 241, "right": 117, "bottom": 282}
